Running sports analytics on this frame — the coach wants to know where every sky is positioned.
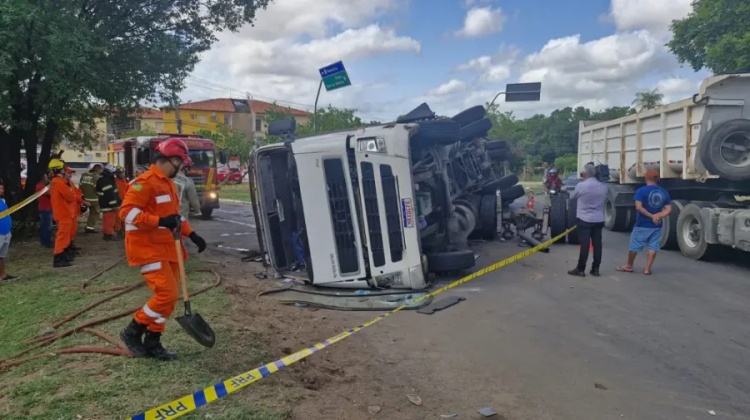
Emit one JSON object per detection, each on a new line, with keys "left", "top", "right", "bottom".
{"left": 181, "top": 0, "right": 712, "bottom": 122}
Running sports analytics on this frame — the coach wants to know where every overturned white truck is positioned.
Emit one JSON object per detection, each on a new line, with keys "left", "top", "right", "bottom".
{"left": 560, "top": 73, "right": 750, "bottom": 260}
{"left": 247, "top": 103, "right": 530, "bottom": 290}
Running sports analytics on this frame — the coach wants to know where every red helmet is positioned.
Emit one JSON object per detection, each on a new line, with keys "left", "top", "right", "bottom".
{"left": 155, "top": 138, "right": 192, "bottom": 165}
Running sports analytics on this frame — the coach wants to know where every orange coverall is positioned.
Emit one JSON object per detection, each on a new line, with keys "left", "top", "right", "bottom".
{"left": 119, "top": 165, "right": 193, "bottom": 333}
{"left": 114, "top": 177, "right": 128, "bottom": 232}
{"left": 50, "top": 175, "right": 77, "bottom": 255}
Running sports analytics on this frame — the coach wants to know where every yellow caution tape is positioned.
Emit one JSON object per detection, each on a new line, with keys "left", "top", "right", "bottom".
{"left": 0, "top": 186, "right": 49, "bottom": 219}
{"left": 127, "top": 226, "right": 576, "bottom": 420}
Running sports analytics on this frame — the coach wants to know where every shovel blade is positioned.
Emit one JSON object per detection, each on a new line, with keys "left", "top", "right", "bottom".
{"left": 176, "top": 312, "right": 216, "bottom": 348}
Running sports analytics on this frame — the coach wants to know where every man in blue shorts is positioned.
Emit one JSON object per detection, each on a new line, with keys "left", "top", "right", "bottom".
{"left": 617, "top": 170, "right": 671, "bottom": 275}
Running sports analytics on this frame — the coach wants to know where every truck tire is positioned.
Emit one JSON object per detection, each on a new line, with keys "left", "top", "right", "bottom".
{"left": 566, "top": 197, "right": 579, "bottom": 244}
{"left": 412, "top": 119, "right": 461, "bottom": 146}
{"left": 468, "top": 194, "right": 483, "bottom": 219}
{"left": 480, "top": 174, "right": 519, "bottom": 194}
{"left": 549, "top": 193, "right": 567, "bottom": 244}
{"left": 478, "top": 194, "right": 498, "bottom": 240}
{"left": 676, "top": 202, "right": 719, "bottom": 260}
{"left": 485, "top": 140, "right": 509, "bottom": 151}
{"left": 699, "top": 118, "right": 750, "bottom": 181}
{"left": 488, "top": 149, "right": 509, "bottom": 161}
{"left": 604, "top": 197, "right": 632, "bottom": 232}
{"left": 452, "top": 105, "right": 486, "bottom": 127}
{"left": 459, "top": 117, "right": 493, "bottom": 142}
{"left": 500, "top": 185, "right": 525, "bottom": 203}
{"left": 660, "top": 199, "right": 687, "bottom": 250}
{"left": 426, "top": 250, "right": 476, "bottom": 272}
{"left": 200, "top": 206, "right": 213, "bottom": 220}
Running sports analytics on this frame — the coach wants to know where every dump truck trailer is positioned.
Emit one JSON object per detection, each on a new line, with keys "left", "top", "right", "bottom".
{"left": 577, "top": 73, "right": 750, "bottom": 260}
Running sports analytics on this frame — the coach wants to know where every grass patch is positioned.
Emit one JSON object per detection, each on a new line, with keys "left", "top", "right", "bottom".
{"left": 0, "top": 244, "right": 289, "bottom": 419}
{"left": 219, "top": 184, "right": 252, "bottom": 202}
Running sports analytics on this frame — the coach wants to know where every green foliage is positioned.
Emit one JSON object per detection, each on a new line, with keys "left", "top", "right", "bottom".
{"left": 632, "top": 89, "right": 664, "bottom": 111}
{"left": 195, "top": 123, "right": 252, "bottom": 165}
{"left": 668, "top": 0, "right": 750, "bottom": 74}
{"left": 0, "top": 0, "right": 271, "bottom": 210}
{"left": 554, "top": 154, "right": 578, "bottom": 174}
{"left": 263, "top": 103, "right": 364, "bottom": 143}
{"left": 486, "top": 104, "right": 634, "bottom": 173}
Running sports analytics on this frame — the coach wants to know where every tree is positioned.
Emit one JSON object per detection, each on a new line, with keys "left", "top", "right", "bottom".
{"left": 668, "top": 0, "right": 750, "bottom": 74}
{"left": 632, "top": 89, "right": 664, "bottom": 111}
{"left": 0, "top": 0, "right": 271, "bottom": 211}
{"left": 554, "top": 155, "right": 578, "bottom": 174}
{"left": 195, "top": 124, "right": 252, "bottom": 165}
{"left": 262, "top": 103, "right": 365, "bottom": 143}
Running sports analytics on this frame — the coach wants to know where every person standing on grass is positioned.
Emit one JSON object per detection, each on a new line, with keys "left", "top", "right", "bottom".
{"left": 0, "top": 180, "right": 21, "bottom": 283}
{"left": 568, "top": 164, "right": 609, "bottom": 277}
{"left": 617, "top": 170, "right": 671, "bottom": 275}
{"left": 36, "top": 173, "right": 53, "bottom": 248}
{"left": 173, "top": 166, "right": 201, "bottom": 219}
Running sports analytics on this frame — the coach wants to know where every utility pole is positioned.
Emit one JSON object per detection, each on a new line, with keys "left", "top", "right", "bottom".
{"left": 172, "top": 88, "right": 182, "bottom": 134}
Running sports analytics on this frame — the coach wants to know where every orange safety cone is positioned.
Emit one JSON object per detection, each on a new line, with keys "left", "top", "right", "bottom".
{"left": 527, "top": 192, "right": 535, "bottom": 210}
{"left": 578, "top": 239, "right": 594, "bottom": 251}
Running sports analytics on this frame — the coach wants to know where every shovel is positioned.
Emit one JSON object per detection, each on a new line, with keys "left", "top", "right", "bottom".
{"left": 173, "top": 228, "right": 216, "bottom": 348}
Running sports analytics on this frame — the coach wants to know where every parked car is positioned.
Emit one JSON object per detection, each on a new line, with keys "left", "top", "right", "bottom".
{"left": 561, "top": 171, "right": 581, "bottom": 191}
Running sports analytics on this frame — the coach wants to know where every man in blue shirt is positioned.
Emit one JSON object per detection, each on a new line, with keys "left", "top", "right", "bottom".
{"left": 0, "top": 180, "right": 20, "bottom": 283}
{"left": 617, "top": 170, "right": 671, "bottom": 275}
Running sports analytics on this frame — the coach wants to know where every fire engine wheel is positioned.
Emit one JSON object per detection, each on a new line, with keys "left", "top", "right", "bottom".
{"left": 200, "top": 207, "right": 213, "bottom": 220}
{"left": 478, "top": 194, "right": 498, "bottom": 240}
{"left": 426, "top": 250, "right": 476, "bottom": 273}
{"left": 549, "top": 193, "right": 567, "bottom": 244}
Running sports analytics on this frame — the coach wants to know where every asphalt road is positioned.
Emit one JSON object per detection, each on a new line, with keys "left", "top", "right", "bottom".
{"left": 195, "top": 200, "right": 750, "bottom": 419}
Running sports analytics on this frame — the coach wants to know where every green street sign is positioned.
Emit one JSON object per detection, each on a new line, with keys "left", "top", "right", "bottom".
{"left": 323, "top": 72, "right": 351, "bottom": 91}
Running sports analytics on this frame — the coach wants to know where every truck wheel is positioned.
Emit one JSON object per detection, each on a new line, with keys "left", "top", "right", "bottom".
{"left": 676, "top": 203, "right": 719, "bottom": 260}
{"left": 412, "top": 119, "right": 461, "bottom": 146}
{"left": 200, "top": 207, "right": 213, "bottom": 220}
{"left": 478, "top": 194, "right": 498, "bottom": 240}
{"left": 500, "top": 185, "right": 525, "bottom": 203}
{"left": 485, "top": 140, "right": 509, "bottom": 151}
{"left": 426, "top": 250, "right": 476, "bottom": 272}
{"left": 566, "top": 197, "right": 579, "bottom": 244}
{"left": 459, "top": 117, "right": 493, "bottom": 142}
{"left": 451, "top": 105, "right": 486, "bottom": 127}
{"left": 699, "top": 118, "right": 750, "bottom": 181}
{"left": 468, "top": 194, "right": 483, "bottom": 219}
{"left": 549, "top": 193, "right": 567, "bottom": 244}
{"left": 604, "top": 198, "right": 632, "bottom": 232}
{"left": 660, "top": 199, "right": 686, "bottom": 250}
{"left": 480, "top": 174, "right": 519, "bottom": 194}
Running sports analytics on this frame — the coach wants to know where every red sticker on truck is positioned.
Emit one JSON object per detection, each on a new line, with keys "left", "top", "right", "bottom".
{"left": 401, "top": 198, "right": 414, "bottom": 228}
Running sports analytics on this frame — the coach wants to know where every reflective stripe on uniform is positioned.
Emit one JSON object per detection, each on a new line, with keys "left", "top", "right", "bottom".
{"left": 125, "top": 208, "right": 141, "bottom": 223}
{"left": 125, "top": 224, "right": 138, "bottom": 231}
{"left": 155, "top": 194, "right": 171, "bottom": 204}
{"left": 102, "top": 185, "right": 113, "bottom": 190}
{"left": 142, "top": 303, "right": 167, "bottom": 323}
{"left": 141, "top": 262, "right": 162, "bottom": 273}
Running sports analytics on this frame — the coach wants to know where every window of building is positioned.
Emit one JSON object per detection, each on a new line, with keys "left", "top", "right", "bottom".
{"left": 224, "top": 114, "right": 232, "bottom": 125}
{"left": 255, "top": 117, "right": 263, "bottom": 132}
{"left": 198, "top": 115, "right": 207, "bottom": 124}
{"left": 210, "top": 113, "right": 218, "bottom": 122}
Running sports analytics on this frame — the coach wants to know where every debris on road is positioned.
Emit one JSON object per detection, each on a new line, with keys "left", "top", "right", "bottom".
{"left": 417, "top": 296, "right": 467, "bottom": 315}
{"left": 709, "top": 410, "right": 716, "bottom": 416}
{"left": 368, "top": 405, "right": 381, "bottom": 414}
{"left": 595, "top": 382, "right": 608, "bottom": 390}
{"left": 478, "top": 406, "right": 498, "bottom": 417}
{"left": 407, "top": 394, "right": 423, "bottom": 406}
{"left": 439, "top": 414, "right": 457, "bottom": 418}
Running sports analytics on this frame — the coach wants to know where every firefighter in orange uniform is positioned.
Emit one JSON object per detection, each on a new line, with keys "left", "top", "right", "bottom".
{"left": 48, "top": 159, "right": 77, "bottom": 267}
{"left": 66, "top": 167, "right": 85, "bottom": 254}
{"left": 119, "top": 138, "right": 207, "bottom": 360}
{"left": 113, "top": 166, "right": 128, "bottom": 237}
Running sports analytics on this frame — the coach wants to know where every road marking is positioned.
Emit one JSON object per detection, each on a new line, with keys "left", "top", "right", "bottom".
{"left": 214, "top": 217, "right": 255, "bottom": 228}
{"left": 219, "top": 233, "right": 253, "bottom": 237}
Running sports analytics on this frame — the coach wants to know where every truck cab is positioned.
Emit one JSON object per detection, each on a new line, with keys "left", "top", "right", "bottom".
{"left": 108, "top": 133, "right": 225, "bottom": 219}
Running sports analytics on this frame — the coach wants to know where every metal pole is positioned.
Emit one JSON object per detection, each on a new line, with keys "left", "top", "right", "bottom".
{"left": 172, "top": 89, "right": 183, "bottom": 134}
{"left": 488, "top": 91, "right": 505, "bottom": 110}
{"left": 313, "top": 79, "right": 323, "bottom": 133}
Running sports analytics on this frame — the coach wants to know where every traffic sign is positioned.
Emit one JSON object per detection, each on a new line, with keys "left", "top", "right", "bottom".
{"left": 505, "top": 82, "right": 542, "bottom": 102}
{"left": 318, "top": 61, "right": 351, "bottom": 92}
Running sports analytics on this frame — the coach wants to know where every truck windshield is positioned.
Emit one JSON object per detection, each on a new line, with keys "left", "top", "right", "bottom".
{"left": 189, "top": 150, "right": 215, "bottom": 167}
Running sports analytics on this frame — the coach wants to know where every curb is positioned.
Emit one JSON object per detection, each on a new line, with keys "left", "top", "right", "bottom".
{"left": 219, "top": 198, "right": 251, "bottom": 205}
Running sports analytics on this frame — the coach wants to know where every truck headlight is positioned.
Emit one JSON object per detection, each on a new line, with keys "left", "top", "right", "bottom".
{"left": 358, "top": 137, "right": 386, "bottom": 153}
{"left": 209, "top": 192, "right": 217, "bottom": 199}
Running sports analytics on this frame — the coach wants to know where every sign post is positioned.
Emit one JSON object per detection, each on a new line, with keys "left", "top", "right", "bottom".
{"left": 314, "top": 61, "right": 352, "bottom": 132}
{"left": 488, "top": 82, "right": 543, "bottom": 109}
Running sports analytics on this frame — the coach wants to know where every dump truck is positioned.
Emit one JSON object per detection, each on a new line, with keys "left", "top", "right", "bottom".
{"left": 571, "top": 73, "right": 750, "bottom": 260}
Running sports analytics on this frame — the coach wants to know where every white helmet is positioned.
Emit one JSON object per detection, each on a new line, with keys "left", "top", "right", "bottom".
{"left": 103, "top": 163, "right": 117, "bottom": 173}
{"left": 88, "top": 163, "right": 103, "bottom": 171}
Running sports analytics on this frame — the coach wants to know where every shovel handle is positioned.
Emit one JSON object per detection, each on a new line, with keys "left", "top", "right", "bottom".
{"left": 173, "top": 228, "right": 190, "bottom": 305}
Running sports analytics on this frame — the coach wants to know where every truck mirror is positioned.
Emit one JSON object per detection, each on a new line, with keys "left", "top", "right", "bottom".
{"left": 219, "top": 151, "right": 227, "bottom": 164}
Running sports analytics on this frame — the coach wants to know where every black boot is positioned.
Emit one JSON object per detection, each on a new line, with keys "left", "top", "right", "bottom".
{"left": 143, "top": 331, "right": 177, "bottom": 361}
{"left": 63, "top": 247, "right": 75, "bottom": 261}
{"left": 120, "top": 320, "right": 149, "bottom": 357}
{"left": 53, "top": 254, "right": 72, "bottom": 268}
{"left": 69, "top": 243, "right": 81, "bottom": 254}
{"left": 589, "top": 267, "right": 600, "bottom": 277}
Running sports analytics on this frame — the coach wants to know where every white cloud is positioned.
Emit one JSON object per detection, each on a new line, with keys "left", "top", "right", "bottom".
{"left": 455, "top": 7, "right": 506, "bottom": 37}
{"left": 654, "top": 77, "right": 701, "bottom": 102}
{"left": 428, "top": 79, "right": 469, "bottom": 96}
{"left": 609, "top": 0, "right": 692, "bottom": 35}
{"left": 181, "top": 0, "right": 420, "bottom": 121}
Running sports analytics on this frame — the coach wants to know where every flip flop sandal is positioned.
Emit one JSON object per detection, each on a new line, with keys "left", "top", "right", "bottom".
{"left": 644, "top": 271, "right": 652, "bottom": 275}
{"left": 615, "top": 266, "right": 633, "bottom": 273}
